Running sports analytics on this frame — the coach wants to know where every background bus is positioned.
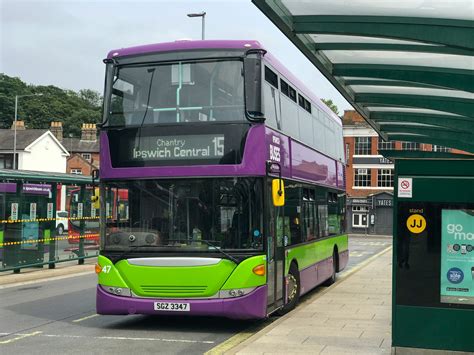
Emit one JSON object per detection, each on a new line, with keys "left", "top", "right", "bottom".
{"left": 96, "top": 40, "right": 348, "bottom": 319}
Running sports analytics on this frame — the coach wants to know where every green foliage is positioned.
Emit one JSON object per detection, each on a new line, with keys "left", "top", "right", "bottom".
{"left": 321, "top": 98, "right": 339, "bottom": 115}
{"left": 0, "top": 73, "right": 102, "bottom": 136}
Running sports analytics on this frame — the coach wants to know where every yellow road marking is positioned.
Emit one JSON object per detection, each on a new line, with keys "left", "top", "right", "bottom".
{"left": 204, "top": 320, "right": 271, "bottom": 355}
{"left": 0, "top": 331, "right": 42, "bottom": 344}
{"left": 72, "top": 313, "right": 99, "bottom": 323}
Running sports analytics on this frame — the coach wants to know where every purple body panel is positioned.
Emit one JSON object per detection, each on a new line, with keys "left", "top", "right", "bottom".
{"left": 100, "top": 125, "right": 267, "bottom": 180}
{"left": 101, "top": 124, "right": 344, "bottom": 191}
{"left": 336, "top": 161, "right": 345, "bottom": 190}
{"left": 96, "top": 284, "right": 268, "bottom": 320}
{"left": 298, "top": 256, "right": 333, "bottom": 296}
{"left": 107, "top": 39, "right": 262, "bottom": 60}
{"left": 338, "top": 250, "right": 349, "bottom": 272}
{"left": 291, "top": 142, "right": 337, "bottom": 188}
{"left": 0, "top": 183, "right": 16, "bottom": 193}
{"left": 298, "top": 249, "right": 349, "bottom": 297}
{"left": 265, "top": 128, "right": 291, "bottom": 177}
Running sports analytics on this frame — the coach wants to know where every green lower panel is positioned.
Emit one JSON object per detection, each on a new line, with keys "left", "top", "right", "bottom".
{"left": 286, "top": 234, "right": 348, "bottom": 274}
{"left": 115, "top": 259, "right": 236, "bottom": 298}
{"left": 393, "top": 305, "right": 474, "bottom": 352}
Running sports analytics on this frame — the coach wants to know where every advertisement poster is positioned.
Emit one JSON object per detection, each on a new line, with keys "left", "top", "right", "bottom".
{"left": 21, "top": 214, "right": 39, "bottom": 250}
{"left": 440, "top": 209, "right": 474, "bottom": 305}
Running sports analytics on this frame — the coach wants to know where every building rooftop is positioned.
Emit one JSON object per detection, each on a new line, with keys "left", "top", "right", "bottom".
{"left": 63, "top": 138, "right": 99, "bottom": 153}
{"left": 0, "top": 129, "right": 47, "bottom": 151}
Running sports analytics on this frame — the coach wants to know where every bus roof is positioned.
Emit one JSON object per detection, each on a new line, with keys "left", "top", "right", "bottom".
{"left": 106, "top": 39, "right": 341, "bottom": 126}
{"left": 106, "top": 39, "right": 263, "bottom": 59}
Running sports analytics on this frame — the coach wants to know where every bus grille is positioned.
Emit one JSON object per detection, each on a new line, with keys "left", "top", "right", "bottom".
{"left": 139, "top": 285, "right": 208, "bottom": 297}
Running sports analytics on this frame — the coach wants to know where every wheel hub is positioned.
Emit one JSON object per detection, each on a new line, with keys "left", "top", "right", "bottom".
{"left": 287, "top": 274, "right": 298, "bottom": 301}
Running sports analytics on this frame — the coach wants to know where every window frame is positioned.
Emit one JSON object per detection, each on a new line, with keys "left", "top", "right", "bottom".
{"left": 70, "top": 168, "right": 83, "bottom": 175}
{"left": 264, "top": 66, "right": 279, "bottom": 88}
{"left": 354, "top": 168, "right": 371, "bottom": 187}
{"left": 352, "top": 213, "right": 368, "bottom": 228}
{"left": 354, "top": 137, "right": 372, "bottom": 155}
{"left": 377, "top": 139, "right": 395, "bottom": 151}
{"left": 401, "top": 141, "right": 420, "bottom": 151}
{"left": 82, "top": 153, "right": 92, "bottom": 162}
{"left": 377, "top": 168, "right": 394, "bottom": 188}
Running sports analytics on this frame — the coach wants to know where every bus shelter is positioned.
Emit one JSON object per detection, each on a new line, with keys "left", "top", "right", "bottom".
{"left": 0, "top": 169, "right": 98, "bottom": 273}
{"left": 253, "top": 0, "right": 473, "bottom": 352}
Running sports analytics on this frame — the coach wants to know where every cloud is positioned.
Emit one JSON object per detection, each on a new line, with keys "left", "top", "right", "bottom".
{"left": 1, "top": 0, "right": 351, "bottom": 111}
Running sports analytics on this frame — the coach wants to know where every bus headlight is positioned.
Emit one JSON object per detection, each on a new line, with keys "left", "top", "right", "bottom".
{"left": 103, "top": 286, "right": 132, "bottom": 297}
{"left": 219, "top": 287, "right": 256, "bottom": 298}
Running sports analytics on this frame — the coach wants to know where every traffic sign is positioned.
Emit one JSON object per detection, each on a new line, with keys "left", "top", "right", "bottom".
{"left": 398, "top": 177, "right": 413, "bottom": 198}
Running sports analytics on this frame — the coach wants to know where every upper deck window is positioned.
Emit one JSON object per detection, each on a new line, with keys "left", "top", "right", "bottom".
{"left": 280, "top": 79, "right": 289, "bottom": 96}
{"left": 298, "top": 94, "right": 312, "bottom": 113}
{"left": 264, "top": 66, "right": 278, "bottom": 88}
{"left": 106, "top": 59, "right": 245, "bottom": 127}
{"left": 280, "top": 79, "right": 297, "bottom": 103}
{"left": 288, "top": 86, "right": 297, "bottom": 102}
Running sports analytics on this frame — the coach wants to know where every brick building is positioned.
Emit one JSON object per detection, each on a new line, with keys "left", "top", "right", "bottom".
{"left": 343, "top": 110, "right": 467, "bottom": 235}
{"left": 50, "top": 122, "right": 99, "bottom": 176}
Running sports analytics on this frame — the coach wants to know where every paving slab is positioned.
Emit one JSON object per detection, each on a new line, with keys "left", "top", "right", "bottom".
{"left": 227, "top": 248, "right": 392, "bottom": 355}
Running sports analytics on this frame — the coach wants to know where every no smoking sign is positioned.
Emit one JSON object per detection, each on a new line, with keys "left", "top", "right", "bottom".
{"left": 398, "top": 177, "right": 413, "bottom": 198}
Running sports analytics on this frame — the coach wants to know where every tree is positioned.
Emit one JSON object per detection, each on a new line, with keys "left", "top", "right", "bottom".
{"left": 0, "top": 74, "right": 102, "bottom": 135}
{"left": 79, "top": 89, "right": 102, "bottom": 108}
{"left": 321, "top": 98, "right": 339, "bottom": 115}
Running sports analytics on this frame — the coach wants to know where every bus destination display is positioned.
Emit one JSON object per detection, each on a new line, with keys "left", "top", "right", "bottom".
{"left": 132, "top": 134, "right": 225, "bottom": 161}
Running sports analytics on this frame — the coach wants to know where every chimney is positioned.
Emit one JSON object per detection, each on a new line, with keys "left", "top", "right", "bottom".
{"left": 50, "top": 121, "right": 63, "bottom": 142}
{"left": 81, "top": 123, "right": 97, "bottom": 141}
{"left": 11, "top": 120, "right": 26, "bottom": 130}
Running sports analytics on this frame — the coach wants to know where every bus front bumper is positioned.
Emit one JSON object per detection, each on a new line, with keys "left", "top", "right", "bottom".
{"left": 96, "top": 285, "right": 267, "bottom": 320}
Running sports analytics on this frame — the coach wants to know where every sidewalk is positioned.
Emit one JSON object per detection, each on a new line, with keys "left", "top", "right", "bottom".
{"left": 0, "top": 258, "right": 96, "bottom": 287}
{"left": 228, "top": 248, "right": 392, "bottom": 355}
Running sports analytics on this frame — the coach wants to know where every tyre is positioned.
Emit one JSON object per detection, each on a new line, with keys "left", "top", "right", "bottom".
{"left": 57, "top": 224, "right": 64, "bottom": 235}
{"left": 323, "top": 251, "right": 337, "bottom": 286}
{"left": 278, "top": 263, "right": 300, "bottom": 315}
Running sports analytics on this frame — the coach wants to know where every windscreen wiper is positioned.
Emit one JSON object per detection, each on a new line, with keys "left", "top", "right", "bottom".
{"left": 166, "top": 238, "right": 239, "bottom": 264}
{"left": 136, "top": 67, "right": 156, "bottom": 148}
{"left": 196, "top": 239, "right": 240, "bottom": 264}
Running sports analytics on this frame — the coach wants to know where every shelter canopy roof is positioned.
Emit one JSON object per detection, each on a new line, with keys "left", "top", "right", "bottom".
{"left": 253, "top": 0, "right": 474, "bottom": 152}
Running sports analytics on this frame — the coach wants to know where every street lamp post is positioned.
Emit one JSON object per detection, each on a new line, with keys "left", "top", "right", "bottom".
{"left": 13, "top": 93, "right": 43, "bottom": 169}
{"left": 187, "top": 11, "right": 206, "bottom": 40}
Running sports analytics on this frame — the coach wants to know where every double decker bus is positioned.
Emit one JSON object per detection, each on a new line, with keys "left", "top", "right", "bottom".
{"left": 96, "top": 40, "right": 348, "bottom": 319}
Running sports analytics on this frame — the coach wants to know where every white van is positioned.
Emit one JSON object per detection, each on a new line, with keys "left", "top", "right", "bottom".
{"left": 56, "top": 210, "right": 69, "bottom": 234}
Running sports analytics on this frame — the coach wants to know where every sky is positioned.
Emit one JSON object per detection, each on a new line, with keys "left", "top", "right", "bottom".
{"left": 0, "top": 0, "right": 351, "bottom": 112}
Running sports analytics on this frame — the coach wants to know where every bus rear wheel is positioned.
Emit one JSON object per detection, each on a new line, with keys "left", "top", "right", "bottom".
{"left": 278, "top": 263, "right": 300, "bottom": 315}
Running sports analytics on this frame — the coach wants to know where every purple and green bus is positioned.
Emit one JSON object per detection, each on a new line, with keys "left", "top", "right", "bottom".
{"left": 96, "top": 40, "right": 348, "bottom": 319}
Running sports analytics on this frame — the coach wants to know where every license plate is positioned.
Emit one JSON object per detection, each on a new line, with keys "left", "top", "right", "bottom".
{"left": 153, "top": 302, "right": 190, "bottom": 312}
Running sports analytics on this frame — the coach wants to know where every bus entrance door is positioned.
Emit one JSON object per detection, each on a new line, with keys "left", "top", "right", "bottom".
{"left": 266, "top": 203, "right": 286, "bottom": 313}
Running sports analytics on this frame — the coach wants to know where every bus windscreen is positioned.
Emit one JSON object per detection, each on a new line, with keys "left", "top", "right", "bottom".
{"left": 103, "top": 178, "right": 263, "bottom": 253}
{"left": 107, "top": 59, "right": 245, "bottom": 127}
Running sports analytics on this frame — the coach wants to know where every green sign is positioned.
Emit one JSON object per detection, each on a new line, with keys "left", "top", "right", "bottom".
{"left": 440, "top": 209, "right": 474, "bottom": 305}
